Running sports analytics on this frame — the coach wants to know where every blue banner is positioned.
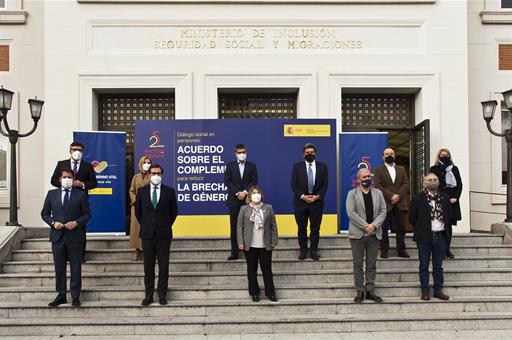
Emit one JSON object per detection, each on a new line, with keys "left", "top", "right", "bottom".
{"left": 339, "top": 132, "right": 387, "bottom": 231}
{"left": 135, "top": 119, "right": 337, "bottom": 236}
{"left": 73, "top": 131, "right": 126, "bottom": 233}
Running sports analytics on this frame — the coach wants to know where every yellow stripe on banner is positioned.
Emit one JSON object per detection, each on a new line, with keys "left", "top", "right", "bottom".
{"left": 283, "top": 124, "right": 331, "bottom": 137}
{"left": 172, "top": 214, "right": 338, "bottom": 236}
{"left": 88, "top": 188, "right": 112, "bottom": 195}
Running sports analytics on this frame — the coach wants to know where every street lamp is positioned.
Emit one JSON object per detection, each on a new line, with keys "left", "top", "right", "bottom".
{"left": 0, "top": 86, "right": 44, "bottom": 226}
{"left": 481, "top": 89, "right": 512, "bottom": 222}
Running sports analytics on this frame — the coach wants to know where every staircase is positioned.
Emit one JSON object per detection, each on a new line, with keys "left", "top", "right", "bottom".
{"left": 1, "top": 233, "right": 512, "bottom": 337}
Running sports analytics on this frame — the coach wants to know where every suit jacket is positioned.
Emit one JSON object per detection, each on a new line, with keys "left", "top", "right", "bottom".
{"left": 291, "top": 161, "right": 329, "bottom": 207}
{"left": 429, "top": 164, "right": 462, "bottom": 222}
{"left": 409, "top": 191, "right": 452, "bottom": 244}
{"left": 346, "top": 187, "right": 387, "bottom": 240}
{"left": 41, "top": 188, "right": 91, "bottom": 243}
{"left": 135, "top": 184, "right": 178, "bottom": 240}
{"left": 374, "top": 164, "right": 409, "bottom": 211}
{"left": 224, "top": 160, "right": 258, "bottom": 208}
{"left": 51, "top": 159, "right": 98, "bottom": 193}
{"left": 237, "top": 203, "right": 278, "bottom": 251}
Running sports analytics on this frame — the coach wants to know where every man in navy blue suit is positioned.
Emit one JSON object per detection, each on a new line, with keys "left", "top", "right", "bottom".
{"left": 223, "top": 144, "right": 258, "bottom": 260}
{"left": 135, "top": 164, "right": 178, "bottom": 306}
{"left": 291, "top": 143, "right": 329, "bottom": 261}
{"left": 41, "top": 168, "right": 91, "bottom": 307}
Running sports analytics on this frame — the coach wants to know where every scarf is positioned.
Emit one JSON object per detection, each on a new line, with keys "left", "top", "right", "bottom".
{"left": 249, "top": 202, "right": 264, "bottom": 229}
{"left": 426, "top": 191, "right": 443, "bottom": 222}
{"left": 445, "top": 165, "right": 457, "bottom": 188}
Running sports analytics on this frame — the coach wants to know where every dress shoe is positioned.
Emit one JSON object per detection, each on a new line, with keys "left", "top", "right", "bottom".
{"left": 421, "top": 292, "right": 430, "bottom": 300}
{"left": 365, "top": 291, "right": 383, "bottom": 303}
{"left": 48, "top": 296, "right": 67, "bottom": 307}
{"left": 268, "top": 295, "right": 278, "bottom": 302}
{"left": 397, "top": 251, "right": 410, "bottom": 258}
{"left": 71, "top": 298, "right": 81, "bottom": 307}
{"left": 159, "top": 298, "right": 167, "bottom": 305}
{"left": 380, "top": 251, "right": 388, "bottom": 259}
{"left": 446, "top": 251, "right": 455, "bottom": 259}
{"left": 354, "top": 291, "right": 364, "bottom": 303}
{"left": 298, "top": 252, "right": 307, "bottom": 260}
{"left": 141, "top": 297, "right": 154, "bottom": 306}
{"left": 433, "top": 291, "right": 449, "bottom": 300}
{"left": 227, "top": 255, "right": 238, "bottom": 261}
{"left": 252, "top": 295, "right": 259, "bottom": 302}
{"left": 311, "top": 252, "right": 320, "bottom": 261}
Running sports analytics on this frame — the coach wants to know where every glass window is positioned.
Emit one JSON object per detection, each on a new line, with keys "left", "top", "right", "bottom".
{"left": 0, "top": 0, "right": 5, "bottom": 8}
{"left": 503, "top": 0, "right": 512, "bottom": 8}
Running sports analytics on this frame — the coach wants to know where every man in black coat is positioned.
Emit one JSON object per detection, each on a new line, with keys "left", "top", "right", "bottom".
{"left": 135, "top": 164, "right": 178, "bottom": 306}
{"left": 223, "top": 144, "right": 258, "bottom": 260}
{"left": 50, "top": 142, "right": 97, "bottom": 262}
{"left": 41, "top": 168, "right": 91, "bottom": 307}
{"left": 409, "top": 173, "right": 452, "bottom": 301}
{"left": 291, "top": 143, "right": 329, "bottom": 261}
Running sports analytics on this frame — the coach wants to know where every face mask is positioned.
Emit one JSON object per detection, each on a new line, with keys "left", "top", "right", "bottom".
{"left": 251, "top": 193, "right": 262, "bottom": 203}
{"left": 71, "top": 151, "right": 82, "bottom": 161}
{"left": 427, "top": 181, "right": 439, "bottom": 191}
{"left": 304, "top": 154, "right": 316, "bottom": 163}
{"left": 150, "top": 175, "right": 162, "bottom": 186}
{"left": 385, "top": 155, "right": 395, "bottom": 164}
{"left": 440, "top": 156, "right": 452, "bottom": 165}
{"left": 61, "top": 178, "right": 73, "bottom": 189}
{"left": 361, "top": 179, "right": 372, "bottom": 188}
{"left": 236, "top": 153, "right": 247, "bottom": 162}
{"left": 142, "top": 163, "right": 151, "bottom": 171}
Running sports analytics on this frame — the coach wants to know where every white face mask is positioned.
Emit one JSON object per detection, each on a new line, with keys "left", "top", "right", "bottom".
{"left": 251, "top": 193, "right": 261, "bottom": 203}
{"left": 61, "top": 178, "right": 73, "bottom": 189}
{"left": 150, "top": 175, "right": 162, "bottom": 186}
{"left": 142, "top": 163, "right": 151, "bottom": 171}
{"left": 71, "top": 151, "right": 82, "bottom": 161}
{"left": 236, "top": 153, "right": 247, "bottom": 162}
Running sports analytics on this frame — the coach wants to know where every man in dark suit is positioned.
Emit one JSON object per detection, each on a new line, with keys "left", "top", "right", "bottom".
{"left": 135, "top": 164, "right": 178, "bottom": 306}
{"left": 51, "top": 142, "right": 97, "bottom": 262}
{"left": 374, "top": 148, "right": 410, "bottom": 258}
{"left": 41, "top": 168, "right": 91, "bottom": 307}
{"left": 291, "top": 143, "right": 329, "bottom": 261}
{"left": 223, "top": 144, "right": 258, "bottom": 260}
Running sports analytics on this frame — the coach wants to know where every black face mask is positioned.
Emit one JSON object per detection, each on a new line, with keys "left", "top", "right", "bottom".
{"left": 385, "top": 155, "right": 395, "bottom": 164}
{"left": 361, "top": 179, "right": 372, "bottom": 188}
{"left": 304, "top": 154, "right": 316, "bottom": 163}
{"left": 440, "top": 156, "right": 452, "bottom": 165}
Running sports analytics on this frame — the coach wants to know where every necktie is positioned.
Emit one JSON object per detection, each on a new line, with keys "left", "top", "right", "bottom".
{"left": 63, "top": 189, "right": 70, "bottom": 210}
{"left": 307, "top": 163, "right": 314, "bottom": 194}
{"left": 151, "top": 186, "right": 158, "bottom": 209}
{"left": 72, "top": 161, "right": 78, "bottom": 174}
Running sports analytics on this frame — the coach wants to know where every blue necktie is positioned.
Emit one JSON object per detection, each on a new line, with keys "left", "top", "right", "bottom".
{"left": 63, "top": 189, "right": 70, "bottom": 210}
{"left": 72, "top": 161, "right": 78, "bottom": 174}
{"left": 307, "top": 163, "right": 314, "bottom": 194}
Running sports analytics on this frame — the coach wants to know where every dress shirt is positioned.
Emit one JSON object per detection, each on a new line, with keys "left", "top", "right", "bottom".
{"left": 250, "top": 209, "right": 265, "bottom": 248}
{"left": 70, "top": 159, "right": 81, "bottom": 173}
{"left": 150, "top": 183, "right": 161, "bottom": 204}
{"left": 429, "top": 200, "right": 445, "bottom": 232}
{"left": 385, "top": 162, "right": 396, "bottom": 183}
{"left": 61, "top": 187, "right": 72, "bottom": 205}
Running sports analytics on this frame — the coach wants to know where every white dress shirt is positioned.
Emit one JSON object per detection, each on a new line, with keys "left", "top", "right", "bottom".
{"left": 385, "top": 162, "right": 396, "bottom": 183}
{"left": 61, "top": 187, "right": 72, "bottom": 204}
{"left": 150, "top": 183, "right": 161, "bottom": 203}
{"left": 70, "top": 159, "right": 81, "bottom": 172}
{"left": 305, "top": 160, "right": 317, "bottom": 181}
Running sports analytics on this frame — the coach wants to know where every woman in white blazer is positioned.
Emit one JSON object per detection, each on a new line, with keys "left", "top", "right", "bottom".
{"left": 237, "top": 186, "right": 279, "bottom": 302}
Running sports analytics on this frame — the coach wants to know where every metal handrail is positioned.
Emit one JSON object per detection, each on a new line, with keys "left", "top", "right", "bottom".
{"left": 469, "top": 190, "right": 506, "bottom": 229}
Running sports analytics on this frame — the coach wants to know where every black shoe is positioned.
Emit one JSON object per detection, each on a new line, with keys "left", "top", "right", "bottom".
{"left": 365, "top": 291, "right": 383, "bottom": 303}
{"left": 354, "top": 291, "right": 364, "bottom": 303}
{"left": 269, "top": 295, "right": 278, "bottom": 302}
{"left": 298, "top": 252, "right": 307, "bottom": 260}
{"left": 48, "top": 296, "right": 67, "bottom": 307}
{"left": 311, "top": 252, "right": 320, "bottom": 261}
{"left": 380, "top": 251, "right": 388, "bottom": 259}
{"left": 71, "top": 298, "right": 81, "bottom": 307}
{"left": 227, "top": 255, "right": 238, "bottom": 261}
{"left": 252, "top": 295, "right": 259, "bottom": 302}
{"left": 159, "top": 298, "right": 167, "bottom": 305}
{"left": 397, "top": 251, "right": 410, "bottom": 258}
{"left": 141, "top": 297, "right": 154, "bottom": 306}
{"left": 446, "top": 251, "right": 455, "bottom": 259}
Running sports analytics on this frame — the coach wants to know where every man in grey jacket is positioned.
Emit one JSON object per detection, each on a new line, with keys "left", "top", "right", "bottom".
{"left": 346, "top": 168, "right": 387, "bottom": 303}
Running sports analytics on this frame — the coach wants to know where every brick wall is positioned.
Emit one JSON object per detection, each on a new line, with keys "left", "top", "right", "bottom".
{"left": 0, "top": 45, "right": 9, "bottom": 71}
{"left": 499, "top": 44, "right": 512, "bottom": 70}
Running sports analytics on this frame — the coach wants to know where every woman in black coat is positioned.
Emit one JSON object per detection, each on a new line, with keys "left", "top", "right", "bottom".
{"left": 429, "top": 148, "right": 462, "bottom": 259}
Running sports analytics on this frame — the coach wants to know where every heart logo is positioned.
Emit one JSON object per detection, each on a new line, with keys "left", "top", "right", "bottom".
{"left": 93, "top": 160, "right": 108, "bottom": 173}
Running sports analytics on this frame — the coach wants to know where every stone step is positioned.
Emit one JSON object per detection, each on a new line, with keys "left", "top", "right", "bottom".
{"left": 11, "top": 244, "right": 512, "bottom": 261}
{"left": 0, "top": 312, "right": 511, "bottom": 336}
{"left": 5, "top": 256, "right": 512, "bottom": 273}
{"left": 0, "top": 282, "right": 510, "bottom": 301}
{"left": 20, "top": 233, "right": 504, "bottom": 250}
{"left": 0, "top": 296, "right": 511, "bottom": 319}
{"left": 1, "top": 268, "right": 511, "bottom": 287}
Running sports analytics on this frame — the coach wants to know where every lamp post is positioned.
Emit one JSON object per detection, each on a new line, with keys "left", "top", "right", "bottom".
{"left": 0, "top": 86, "right": 44, "bottom": 226}
{"left": 481, "top": 89, "right": 512, "bottom": 222}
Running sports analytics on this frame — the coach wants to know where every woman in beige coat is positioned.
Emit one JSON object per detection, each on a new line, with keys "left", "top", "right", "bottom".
{"left": 128, "top": 155, "right": 152, "bottom": 261}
